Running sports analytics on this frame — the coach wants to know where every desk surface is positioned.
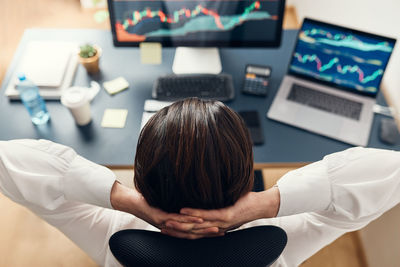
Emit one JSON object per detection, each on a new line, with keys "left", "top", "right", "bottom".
{"left": 1, "top": 29, "right": 398, "bottom": 166}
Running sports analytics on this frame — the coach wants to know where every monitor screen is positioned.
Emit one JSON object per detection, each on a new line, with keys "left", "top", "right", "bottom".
{"left": 288, "top": 18, "right": 396, "bottom": 97}
{"left": 108, "top": 0, "right": 285, "bottom": 47}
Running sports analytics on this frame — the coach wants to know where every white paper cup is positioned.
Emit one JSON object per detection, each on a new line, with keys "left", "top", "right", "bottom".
{"left": 61, "top": 87, "right": 92, "bottom": 126}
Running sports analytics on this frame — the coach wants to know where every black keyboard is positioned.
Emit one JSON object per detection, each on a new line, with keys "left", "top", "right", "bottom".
{"left": 153, "top": 74, "right": 235, "bottom": 101}
{"left": 287, "top": 83, "right": 363, "bottom": 121}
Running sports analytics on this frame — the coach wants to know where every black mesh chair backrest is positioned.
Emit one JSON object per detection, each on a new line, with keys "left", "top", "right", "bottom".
{"left": 109, "top": 225, "right": 287, "bottom": 267}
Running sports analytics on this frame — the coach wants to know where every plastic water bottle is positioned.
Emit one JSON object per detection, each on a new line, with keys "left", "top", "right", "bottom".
{"left": 16, "top": 74, "right": 50, "bottom": 125}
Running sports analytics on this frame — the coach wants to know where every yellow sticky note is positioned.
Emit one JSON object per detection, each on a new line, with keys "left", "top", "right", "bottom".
{"left": 140, "top": 42, "right": 162, "bottom": 65}
{"left": 103, "top": 77, "right": 129, "bottom": 95}
{"left": 101, "top": 109, "right": 128, "bottom": 128}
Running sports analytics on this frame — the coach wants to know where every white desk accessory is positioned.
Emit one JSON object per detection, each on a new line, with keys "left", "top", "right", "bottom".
{"left": 141, "top": 100, "right": 174, "bottom": 129}
{"left": 61, "top": 81, "right": 100, "bottom": 126}
{"left": 5, "top": 41, "right": 79, "bottom": 100}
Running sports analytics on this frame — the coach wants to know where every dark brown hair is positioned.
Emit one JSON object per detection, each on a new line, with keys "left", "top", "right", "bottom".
{"left": 134, "top": 98, "right": 254, "bottom": 213}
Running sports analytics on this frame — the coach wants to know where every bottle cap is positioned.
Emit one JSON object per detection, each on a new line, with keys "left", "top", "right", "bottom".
{"left": 17, "top": 73, "right": 26, "bottom": 81}
{"left": 61, "top": 87, "right": 89, "bottom": 108}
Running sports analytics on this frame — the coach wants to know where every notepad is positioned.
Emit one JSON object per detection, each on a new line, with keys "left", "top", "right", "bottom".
{"left": 101, "top": 109, "right": 128, "bottom": 128}
{"left": 103, "top": 77, "right": 129, "bottom": 95}
{"left": 18, "top": 41, "right": 76, "bottom": 87}
{"left": 140, "top": 42, "right": 162, "bottom": 65}
{"left": 5, "top": 41, "right": 79, "bottom": 100}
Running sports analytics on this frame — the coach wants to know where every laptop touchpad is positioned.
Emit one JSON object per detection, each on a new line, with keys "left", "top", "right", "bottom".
{"left": 294, "top": 107, "right": 342, "bottom": 136}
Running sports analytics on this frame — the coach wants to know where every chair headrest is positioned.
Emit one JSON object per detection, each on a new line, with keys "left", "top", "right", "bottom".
{"left": 109, "top": 225, "right": 287, "bottom": 267}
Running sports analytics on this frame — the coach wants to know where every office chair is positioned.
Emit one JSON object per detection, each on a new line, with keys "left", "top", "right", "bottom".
{"left": 109, "top": 225, "right": 287, "bottom": 267}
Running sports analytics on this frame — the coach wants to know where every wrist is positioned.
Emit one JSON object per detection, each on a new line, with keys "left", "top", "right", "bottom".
{"left": 254, "top": 187, "right": 280, "bottom": 219}
{"left": 269, "top": 186, "right": 281, "bottom": 217}
{"left": 110, "top": 181, "right": 137, "bottom": 213}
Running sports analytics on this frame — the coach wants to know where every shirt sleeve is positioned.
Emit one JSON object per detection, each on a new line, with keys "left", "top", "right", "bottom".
{"left": 276, "top": 146, "right": 400, "bottom": 221}
{"left": 0, "top": 139, "right": 116, "bottom": 210}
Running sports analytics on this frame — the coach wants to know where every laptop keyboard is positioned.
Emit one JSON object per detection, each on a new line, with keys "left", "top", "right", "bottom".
{"left": 287, "top": 84, "right": 363, "bottom": 121}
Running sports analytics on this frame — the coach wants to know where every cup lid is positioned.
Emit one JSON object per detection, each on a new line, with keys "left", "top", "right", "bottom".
{"left": 61, "top": 87, "right": 89, "bottom": 108}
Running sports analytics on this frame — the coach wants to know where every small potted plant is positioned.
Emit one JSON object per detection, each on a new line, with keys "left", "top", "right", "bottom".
{"left": 78, "top": 44, "right": 102, "bottom": 74}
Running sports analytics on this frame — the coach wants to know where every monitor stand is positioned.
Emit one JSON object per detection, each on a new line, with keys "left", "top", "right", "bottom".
{"left": 172, "top": 47, "right": 222, "bottom": 74}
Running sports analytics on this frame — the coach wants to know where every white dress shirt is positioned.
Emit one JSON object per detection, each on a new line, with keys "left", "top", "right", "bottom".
{"left": 0, "top": 139, "right": 399, "bottom": 267}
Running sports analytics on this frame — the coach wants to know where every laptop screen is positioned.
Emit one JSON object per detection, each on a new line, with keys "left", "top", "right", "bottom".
{"left": 288, "top": 18, "right": 396, "bottom": 97}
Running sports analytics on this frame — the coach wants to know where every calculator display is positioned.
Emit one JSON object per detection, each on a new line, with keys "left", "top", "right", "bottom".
{"left": 246, "top": 66, "right": 271, "bottom": 77}
{"left": 242, "top": 65, "right": 272, "bottom": 96}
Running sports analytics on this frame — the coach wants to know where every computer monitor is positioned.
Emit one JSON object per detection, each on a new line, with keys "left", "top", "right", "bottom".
{"left": 107, "top": 0, "right": 286, "bottom": 74}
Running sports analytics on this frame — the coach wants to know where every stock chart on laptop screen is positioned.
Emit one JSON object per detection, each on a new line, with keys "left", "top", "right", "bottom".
{"left": 289, "top": 19, "right": 395, "bottom": 96}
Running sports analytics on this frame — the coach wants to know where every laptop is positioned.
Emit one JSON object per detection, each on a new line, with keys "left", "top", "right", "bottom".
{"left": 267, "top": 18, "right": 396, "bottom": 146}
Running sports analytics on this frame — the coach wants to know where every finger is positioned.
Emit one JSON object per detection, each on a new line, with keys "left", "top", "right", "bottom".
{"left": 191, "top": 227, "right": 220, "bottom": 235}
{"left": 161, "top": 228, "right": 202, "bottom": 240}
{"left": 180, "top": 208, "right": 227, "bottom": 221}
{"left": 161, "top": 228, "right": 224, "bottom": 239}
{"left": 166, "top": 214, "right": 203, "bottom": 224}
{"left": 165, "top": 221, "right": 195, "bottom": 232}
{"left": 191, "top": 221, "right": 224, "bottom": 230}
{"left": 165, "top": 221, "right": 220, "bottom": 233}
{"left": 205, "top": 232, "right": 225, "bottom": 238}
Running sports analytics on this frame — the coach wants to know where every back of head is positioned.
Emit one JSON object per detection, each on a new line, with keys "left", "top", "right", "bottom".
{"left": 134, "top": 98, "right": 254, "bottom": 212}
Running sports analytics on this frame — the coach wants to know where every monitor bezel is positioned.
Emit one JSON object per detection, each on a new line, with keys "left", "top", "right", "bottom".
{"left": 107, "top": 0, "right": 286, "bottom": 48}
{"left": 287, "top": 18, "right": 397, "bottom": 98}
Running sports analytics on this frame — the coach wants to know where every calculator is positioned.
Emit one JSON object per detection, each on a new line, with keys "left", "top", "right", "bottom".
{"left": 242, "top": 65, "right": 272, "bottom": 96}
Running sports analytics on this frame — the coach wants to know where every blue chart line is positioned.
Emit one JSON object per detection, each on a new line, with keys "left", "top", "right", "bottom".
{"left": 147, "top": 11, "right": 273, "bottom": 37}
{"left": 299, "top": 30, "right": 394, "bottom": 53}
{"left": 293, "top": 53, "right": 384, "bottom": 84}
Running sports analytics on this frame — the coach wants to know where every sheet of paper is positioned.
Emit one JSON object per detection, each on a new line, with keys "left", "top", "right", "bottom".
{"left": 101, "top": 109, "right": 128, "bottom": 128}
{"left": 140, "top": 42, "right": 162, "bottom": 65}
{"left": 103, "top": 77, "right": 129, "bottom": 95}
{"left": 18, "top": 41, "right": 77, "bottom": 87}
{"left": 5, "top": 54, "right": 78, "bottom": 100}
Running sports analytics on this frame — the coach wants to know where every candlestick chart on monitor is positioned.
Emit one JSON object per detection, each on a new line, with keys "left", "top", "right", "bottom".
{"left": 112, "top": 0, "right": 281, "bottom": 44}
{"left": 289, "top": 20, "right": 395, "bottom": 95}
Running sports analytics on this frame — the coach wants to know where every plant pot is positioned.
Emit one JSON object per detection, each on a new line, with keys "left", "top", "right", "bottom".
{"left": 78, "top": 45, "right": 102, "bottom": 74}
